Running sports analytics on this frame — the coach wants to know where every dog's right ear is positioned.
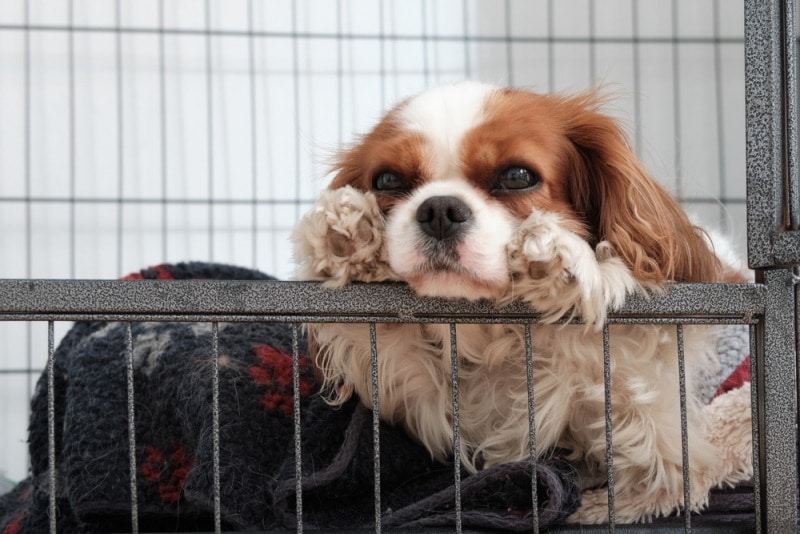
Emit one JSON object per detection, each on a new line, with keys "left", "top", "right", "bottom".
{"left": 561, "top": 91, "right": 722, "bottom": 284}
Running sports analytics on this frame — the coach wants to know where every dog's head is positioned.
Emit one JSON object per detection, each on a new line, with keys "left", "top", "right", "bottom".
{"left": 327, "top": 82, "right": 724, "bottom": 300}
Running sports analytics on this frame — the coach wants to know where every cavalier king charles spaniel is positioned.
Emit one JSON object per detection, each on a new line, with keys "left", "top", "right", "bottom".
{"left": 292, "top": 82, "right": 752, "bottom": 523}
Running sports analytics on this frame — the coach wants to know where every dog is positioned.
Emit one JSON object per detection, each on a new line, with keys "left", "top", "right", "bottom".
{"left": 292, "top": 82, "right": 752, "bottom": 522}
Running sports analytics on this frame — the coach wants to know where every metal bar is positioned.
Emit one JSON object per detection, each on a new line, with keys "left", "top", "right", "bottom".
{"left": 602, "top": 325, "right": 616, "bottom": 532}
{"left": 764, "top": 229, "right": 800, "bottom": 265}
{"left": 784, "top": 0, "right": 799, "bottom": 229}
{"left": 547, "top": 0, "right": 554, "bottom": 92}
{"left": 0, "top": 280, "right": 767, "bottom": 321}
{"left": 292, "top": 323, "right": 304, "bottom": 534}
{"left": 631, "top": 0, "right": 642, "bottom": 155}
{"left": 369, "top": 323, "right": 382, "bottom": 533}
{"left": 462, "top": 0, "right": 471, "bottom": 79}
{"left": 524, "top": 323, "right": 539, "bottom": 534}
{"left": 291, "top": 1, "right": 301, "bottom": 222}
{"left": 68, "top": 0, "right": 76, "bottom": 278}
{"left": 449, "top": 323, "right": 462, "bottom": 534}
{"left": 0, "top": 23, "right": 748, "bottom": 44}
{"left": 745, "top": 0, "right": 788, "bottom": 268}
{"left": 421, "top": 0, "right": 430, "bottom": 87}
{"left": 0, "top": 194, "right": 739, "bottom": 206}
{"left": 588, "top": 0, "right": 596, "bottom": 82}
{"left": 0, "top": 313, "right": 763, "bottom": 326}
{"left": 0, "top": 195, "right": 318, "bottom": 205}
{"left": 379, "top": 0, "right": 386, "bottom": 106}
{"left": 712, "top": 0, "right": 729, "bottom": 232}
{"left": 749, "top": 324, "right": 762, "bottom": 534}
{"left": 672, "top": 0, "right": 683, "bottom": 196}
{"left": 126, "top": 322, "right": 139, "bottom": 534}
{"left": 336, "top": 0, "right": 344, "bottom": 143}
{"left": 211, "top": 322, "right": 222, "bottom": 534}
{"left": 115, "top": 0, "right": 124, "bottom": 275}
{"left": 205, "top": 0, "right": 215, "bottom": 261}
{"left": 47, "top": 321, "right": 56, "bottom": 534}
{"left": 754, "top": 268, "right": 798, "bottom": 530}
{"left": 676, "top": 325, "right": 691, "bottom": 532}
{"left": 248, "top": 0, "right": 258, "bottom": 269}
{"left": 24, "top": 0, "right": 33, "bottom": 478}
{"left": 504, "top": 0, "right": 513, "bottom": 86}
{"left": 159, "top": 0, "right": 168, "bottom": 262}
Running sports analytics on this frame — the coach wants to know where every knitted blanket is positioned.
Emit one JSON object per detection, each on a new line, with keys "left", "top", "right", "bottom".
{"left": 0, "top": 262, "right": 580, "bottom": 533}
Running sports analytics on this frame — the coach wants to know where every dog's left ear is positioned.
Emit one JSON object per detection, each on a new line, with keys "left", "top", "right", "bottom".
{"left": 562, "top": 93, "right": 720, "bottom": 284}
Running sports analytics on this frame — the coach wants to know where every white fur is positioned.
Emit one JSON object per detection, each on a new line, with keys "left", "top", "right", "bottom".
{"left": 398, "top": 82, "right": 496, "bottom": 174}
{"left": 385, "top": 179, "right": 514, "bottom": 299}
{"left": 292, "top": 83, "right": 753, "bottom": 523}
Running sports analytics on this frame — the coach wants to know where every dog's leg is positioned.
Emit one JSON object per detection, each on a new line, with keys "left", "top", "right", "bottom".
{"left": 568, "top": 383, "right": 753, "bottom": 523}
{"left": 292, "top": 185, "right": 398, "bottom": 285}
{"left": 506, "top": 210, "right": 641, "bottom": 327}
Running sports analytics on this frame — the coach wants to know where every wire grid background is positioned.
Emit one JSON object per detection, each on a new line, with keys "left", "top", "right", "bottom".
{"left": 0, "top": 0, "right": 746, "bottom": 488}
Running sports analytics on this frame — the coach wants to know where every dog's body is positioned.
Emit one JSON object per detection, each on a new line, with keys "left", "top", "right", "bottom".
{"left": 292, "top": 82, "right": 752, "bottom": 522}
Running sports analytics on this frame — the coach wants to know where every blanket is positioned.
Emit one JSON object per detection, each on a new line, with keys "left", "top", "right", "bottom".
{"left": 0, "top": 262, "right": 581, "bottom": 533}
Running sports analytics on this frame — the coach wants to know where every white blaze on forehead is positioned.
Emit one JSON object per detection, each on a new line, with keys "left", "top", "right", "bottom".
{"left": 397, "top": 82, "right": 498, "bottom": 177}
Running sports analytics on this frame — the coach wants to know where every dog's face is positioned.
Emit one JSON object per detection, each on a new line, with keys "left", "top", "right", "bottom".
{"left": 329, "top": 82, "right": 723, "bottom": 299}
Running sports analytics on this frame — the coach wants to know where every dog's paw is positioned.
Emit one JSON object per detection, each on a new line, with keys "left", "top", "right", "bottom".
{"left": 505, "top": 211, "right": 638, "bottom": 326}
{"left": 292, "top": 186, "right": 397, "bottom": 286}
{"left": 506, "top": 211, "right": 594, "bottom": 323}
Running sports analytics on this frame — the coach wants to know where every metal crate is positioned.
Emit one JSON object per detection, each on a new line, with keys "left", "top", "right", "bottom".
{"left": 0, "top": 0, "right": 797, "bottom": 532}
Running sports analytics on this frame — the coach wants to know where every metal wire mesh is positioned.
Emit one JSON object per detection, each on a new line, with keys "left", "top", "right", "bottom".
{"left": 0, "top": 0, "right": 793, "bottom": 532}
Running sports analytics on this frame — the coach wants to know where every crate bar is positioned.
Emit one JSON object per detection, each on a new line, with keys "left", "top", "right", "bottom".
{"left": 247, "top": 0, "right": 258, "bottom": 268}
{"left": 369, "top": 323, "right": 382, "bottom": 533}
{"left": 0, "top": 314, "right": 763, "bottom": 327}
{"left": 524, "top": 323, "right": 539, "bottom": 534}
{"left": 47, "top": 321, "right": 56, "bottom": 534}
{"left": 115, "top": 0, "right": 124, "bottom": 275}
{"left": 0, "top": 280, "right": 767, "bottom": 321}
{"left": 212, "top": 322, "right": 222, "bottom": 534}
{"left": 291, "top": 324, "right": 304, "bottom": 534}
{"left": 749, "top": 324, "right": 762, "bottom": 534}
{"left": 672, "top": 0, "right": 683, "bottom": 195}
{"left": 675, "top": 325, "right": 691, "bottom": 532}
{"left": 745, "top": 0, "right": 797, "bottom": 267}
{"left": 0, "top": 22, "right": 747, "bottom": 45}
{"left": 754, "top": 268, "right": 798, "bottom": 530}
{"left": 68, "top": 0, "right": 76, "bottom": 277}
{"left": 602, "top": 325, "right": 616, "bottom": 532}
{"left": 783, "top": 0, "right": 799, "bottom": 229}
{"left": 712, "top": 0, "right": 729, "bottom": 232}
{"left": 159, "top": 0, "right": 168, "bottom": 262}
{"left": 126, "top": 323, "right": 140, "bottom": 534}
{"left": 766, "top": 229, "right": 800, "bottom": 264}
{"left": 204, "top": 0, "right": 215, "bottom": 261}
{"left": 450, "top": 323, "right": 463, "bottom": 534}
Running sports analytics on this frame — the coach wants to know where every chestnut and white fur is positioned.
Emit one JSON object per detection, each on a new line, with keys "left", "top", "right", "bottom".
{"left": 292, "top": 82, "right": 752, "bottom": 523}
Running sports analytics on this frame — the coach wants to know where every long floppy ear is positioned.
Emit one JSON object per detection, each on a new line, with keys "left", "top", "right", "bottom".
{"left": 562, "top": 93, "right": 721, "bottom": 284}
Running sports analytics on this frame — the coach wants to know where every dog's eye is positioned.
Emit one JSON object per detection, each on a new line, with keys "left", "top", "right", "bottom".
{"left": 495, "top": 166, "right": 540, "bottom": 191}
{"left": 373, "top": 171, "right": 406, "bottom": 192}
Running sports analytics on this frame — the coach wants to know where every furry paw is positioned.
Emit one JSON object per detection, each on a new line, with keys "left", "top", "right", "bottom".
{"left": 292, "top": 186, "right": 397, "bottom": 286}
{"left": 505, "top": 211, "right": 639, "bottom": 327}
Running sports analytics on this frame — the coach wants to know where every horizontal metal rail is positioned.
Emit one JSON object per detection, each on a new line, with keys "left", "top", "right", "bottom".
{"left": 0, "top": 280, "right": 766, "bottom": 324}
{"left": 0, "top": 22, "right": 748, "bottom": 45}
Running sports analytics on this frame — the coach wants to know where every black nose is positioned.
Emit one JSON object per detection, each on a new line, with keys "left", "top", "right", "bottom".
{"left": 415, "top": 196, "right": 473, "bottom": 240}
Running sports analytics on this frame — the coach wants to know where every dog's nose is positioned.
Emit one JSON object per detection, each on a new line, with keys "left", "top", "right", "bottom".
{"left": 415, "top": 196, "right": 472, "bottom": 240}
